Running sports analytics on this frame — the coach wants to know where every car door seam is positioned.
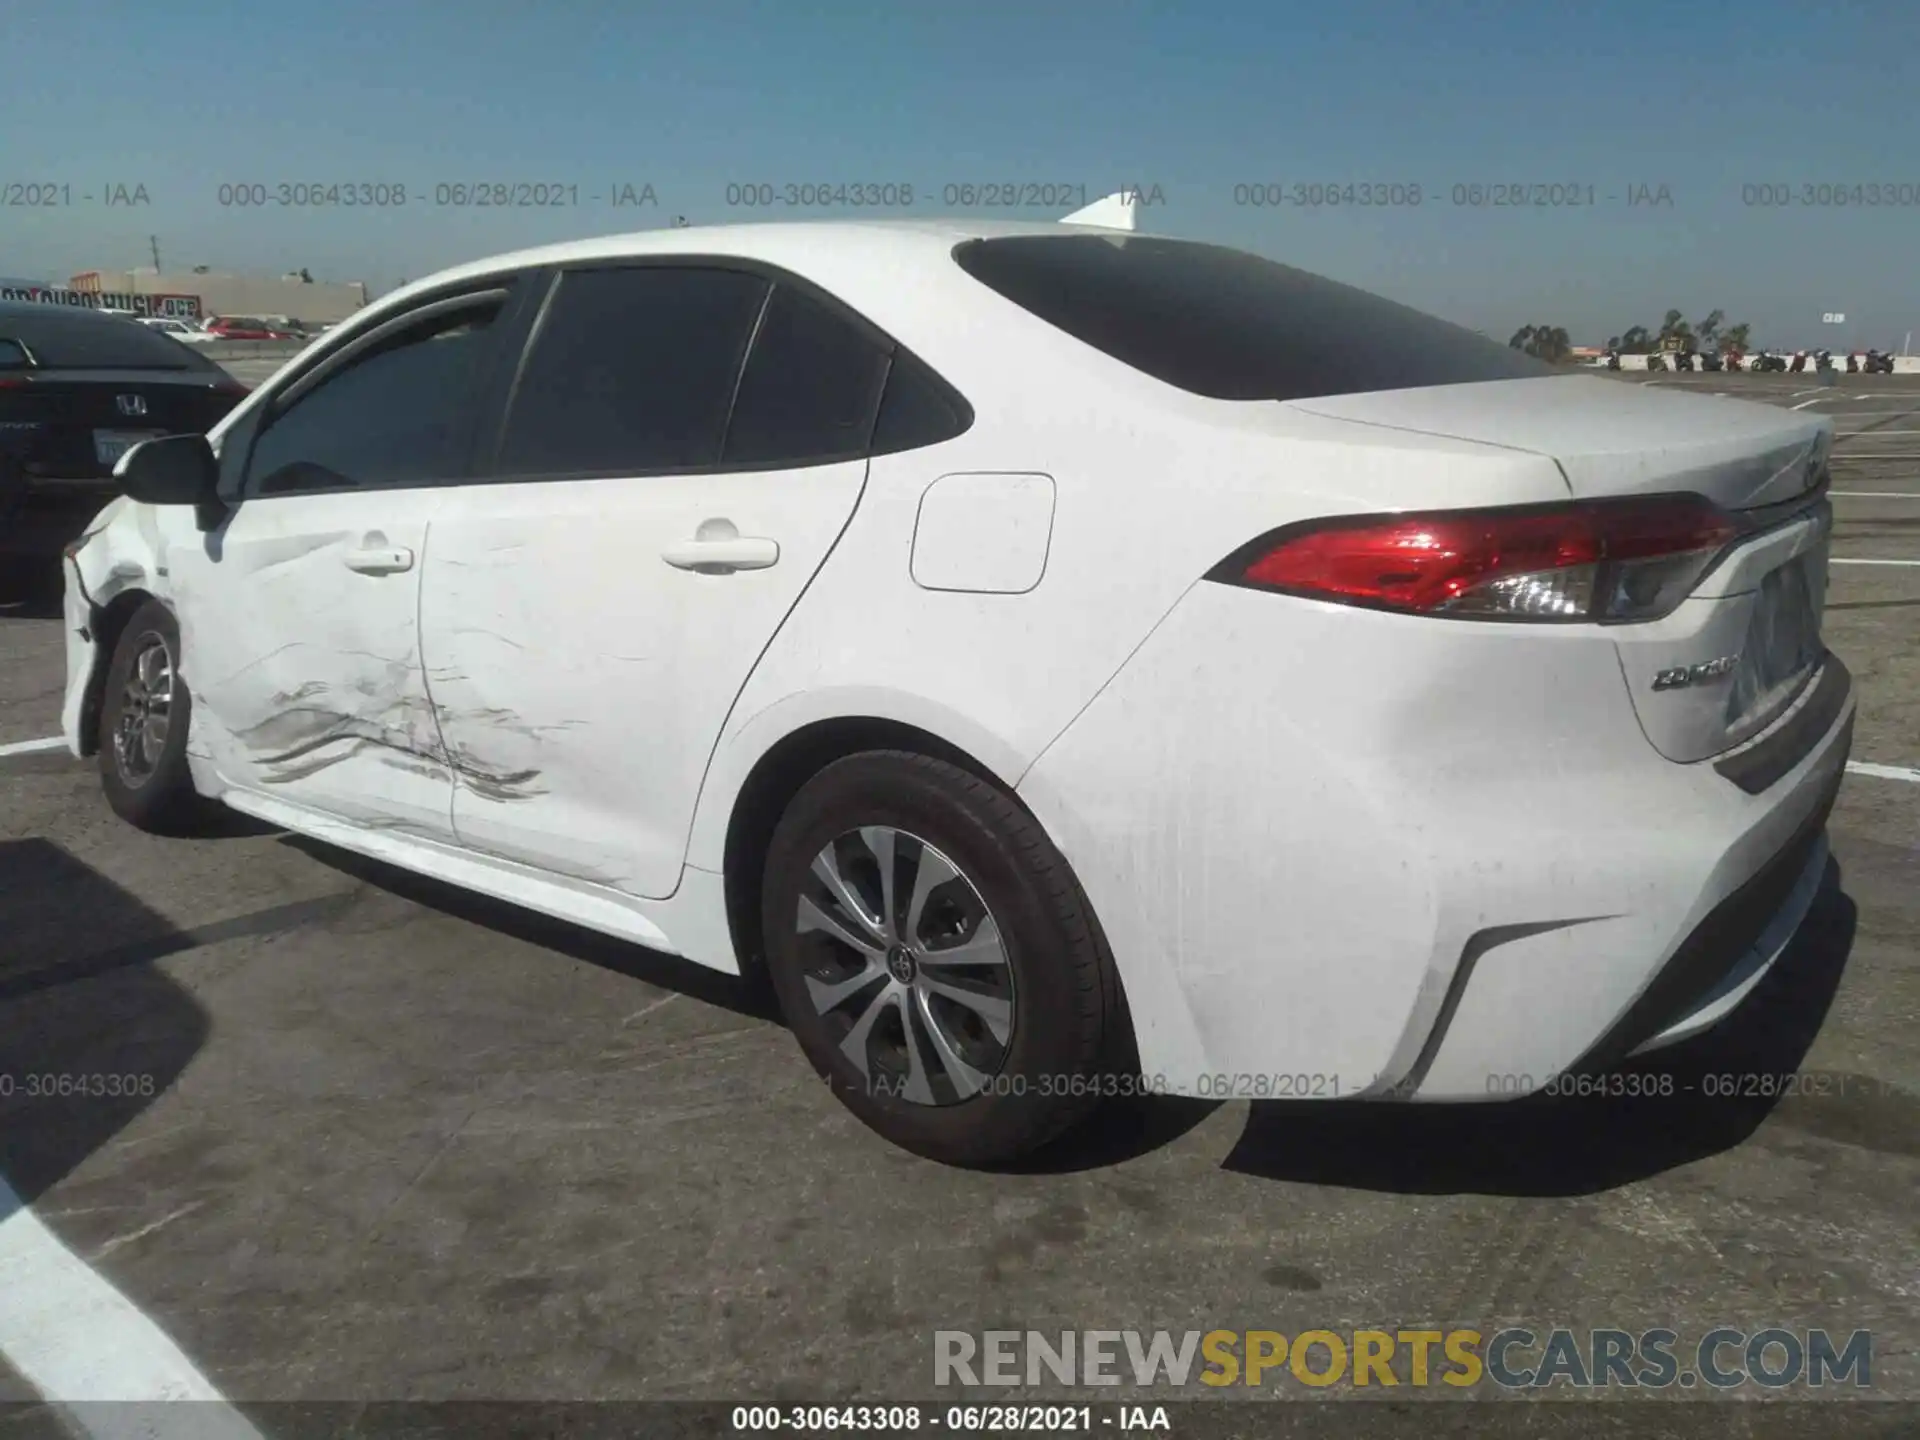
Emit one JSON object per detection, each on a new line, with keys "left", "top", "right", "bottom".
{"left": 673, "top": 460, "right": 872, "bottom": 898}
{"left": 414, "top": 514, "right": 459, "bottom": 787}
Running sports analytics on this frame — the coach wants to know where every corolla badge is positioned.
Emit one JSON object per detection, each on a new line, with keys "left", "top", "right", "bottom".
{"left": 1653, "top": 654, "right": 1740, "bottom": 691}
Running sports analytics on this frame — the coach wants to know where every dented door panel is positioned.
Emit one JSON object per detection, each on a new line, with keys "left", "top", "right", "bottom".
{"left": 168, "top": 490, "right": 456, "bottom": 838}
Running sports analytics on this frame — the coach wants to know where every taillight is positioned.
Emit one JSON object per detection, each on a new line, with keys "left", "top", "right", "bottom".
{"left": 1209, "top": 495, "right": 1748, "bottom": 623}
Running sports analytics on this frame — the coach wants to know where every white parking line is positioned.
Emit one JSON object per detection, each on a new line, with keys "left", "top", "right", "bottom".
{"left": 1849, "top": 761, "right": 1920, "bottom": 785}
{"left": 1831, "top": 558, "right": 1920, "bottom": 567}
{"left": 1831, "top": 491, "right": 1920, "bottom": 498}
{"left": 1791, "top": 397, "right": 1830, "bottom": 409}
{"left": 0, "top": 735, "right": 67, "bottom": 759}
{"left": 0, "top": 1180, "right": 262, "bottom": 1436}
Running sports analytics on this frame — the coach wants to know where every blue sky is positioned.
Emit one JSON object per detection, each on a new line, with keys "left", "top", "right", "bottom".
{"left": 3, "top": 0, "right": 1916, "bottom": 347}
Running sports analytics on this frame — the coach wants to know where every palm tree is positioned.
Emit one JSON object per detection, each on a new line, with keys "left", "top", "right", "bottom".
{"left": 1508, "top": 324, "right": 1573, "bottom": 363}
{"left": 1694, "top": 308, "right": 1724, "bottom": 352}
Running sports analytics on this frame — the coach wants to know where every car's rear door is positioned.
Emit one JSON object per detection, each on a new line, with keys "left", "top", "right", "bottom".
{"left": 420, "top": 262, "right": 890, "bottom": 898}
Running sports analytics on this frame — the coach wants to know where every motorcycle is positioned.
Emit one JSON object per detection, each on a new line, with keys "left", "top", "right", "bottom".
{"left": 1675, "top": 351, "right": 1696, "bottom": 372}
{"left": 1725, "top": 351, "right": 1745, "bottom": 372}
{"left": 1701, "top": 351, "right": 1724, "bottom": 372}
{"left": 1865, "top": 350, "right": 1895, "bottom": 375}
{"left": 1817, "top": 349, "right": 1835, "bottom": 374}
{"left": 1789, "top": 350, "right": 1808, "bottom": 373}
{"left": 1646, "top": 353, "right": 1668, "bottom": 372}
{"left": 1845, "top": 352, "right": 1859, "bottom": 373}
{"left": 1605, "top": 349, "right": 1621, "bottom": 371}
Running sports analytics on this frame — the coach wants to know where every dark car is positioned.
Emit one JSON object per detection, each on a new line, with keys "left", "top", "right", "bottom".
{"left": 1, "top": 303, "right": 248, "bottom": 582}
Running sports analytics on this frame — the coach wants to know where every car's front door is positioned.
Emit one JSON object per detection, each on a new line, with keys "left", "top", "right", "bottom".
{"left": 169, "top": 285, "right": 518, "bottom": 836}
{"left": 420, "top": 264, "right": 893, "bottom": 898}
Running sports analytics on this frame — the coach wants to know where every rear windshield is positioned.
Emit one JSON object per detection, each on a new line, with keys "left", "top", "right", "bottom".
{"left": 951, "top": 235, "right": 1555, "bottom": 401}
{"left": 0, "top": 306, "right": 216, "bottom": 371}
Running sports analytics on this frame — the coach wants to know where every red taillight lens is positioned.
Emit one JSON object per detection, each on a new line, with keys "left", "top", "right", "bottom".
{"left": 1214, "top": 495, "right": 1746, "bottom": 623}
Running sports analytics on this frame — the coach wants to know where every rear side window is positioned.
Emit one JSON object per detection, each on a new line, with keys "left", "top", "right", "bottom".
{"left": 721, "top": 285, "right": 891, "bottom": 467}
{"left": 952, "top": 235, "right": 1554, "bottom": 401}
{"left": 498, "top": 266, "right": 770, "bottom": 475}
{"left": 245, "top": 300, "right": 504, "bottom": 495}
{"left": 871, "top": 351, "right": 971, "bottom": 455}
{"left": 0, "top": 306, "right": 217, "bottom": 371}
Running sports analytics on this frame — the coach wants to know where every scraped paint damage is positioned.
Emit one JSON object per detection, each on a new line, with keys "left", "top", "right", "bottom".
{"left": 234, "top": 666, "right": 547, "bottom": 801}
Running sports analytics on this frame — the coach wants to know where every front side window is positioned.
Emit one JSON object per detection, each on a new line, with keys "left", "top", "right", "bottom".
{"left": 244, "top": 299, "right": 504, "bottom": 496}
{"left": 496, "top": 266, "right": 770, "bottom": 476}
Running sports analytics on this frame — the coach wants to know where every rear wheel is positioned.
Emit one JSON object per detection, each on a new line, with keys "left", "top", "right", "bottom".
{"left": 98, "top": 599, "right": 209, "bottom": 833}
{"left": 761, "top": 750, "right": 1119, "bottom": 1166}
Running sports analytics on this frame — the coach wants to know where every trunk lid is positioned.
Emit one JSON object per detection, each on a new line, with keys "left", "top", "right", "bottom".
{"left": 1288, "top": 375, "right": 1830, "bottom": 511}
{"left": 0, "top": 370, "right": 243, "bottom": 480}
{"left": 1288, "top": 375, "right": 1837, "bottom": 767}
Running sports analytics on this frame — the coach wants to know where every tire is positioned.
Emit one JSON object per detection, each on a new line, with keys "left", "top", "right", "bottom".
{"left": 761, "top": 750, "right": 1121, "bottom": 1167}
{"left": 98, "top": 598, "right": 210, "bottom": 834}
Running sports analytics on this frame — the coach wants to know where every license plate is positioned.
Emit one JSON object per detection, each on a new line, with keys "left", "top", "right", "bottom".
{"left": 1727, "top": 554, "right": 1825, "bottom": 724}
{"left": 94, "top": 429, "right": 164, "bottom": 467}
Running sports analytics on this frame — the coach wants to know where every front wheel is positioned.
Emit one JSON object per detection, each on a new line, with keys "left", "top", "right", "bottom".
{"left": 761, "top": 750, "right": 1121, "bottom": 1167}
{"left": 98, "top": 598, "right": 212, "bottom": 833}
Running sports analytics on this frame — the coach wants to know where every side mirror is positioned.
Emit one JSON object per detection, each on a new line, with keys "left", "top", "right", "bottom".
{"left": 117, "top": 434, "right": 227, "bottom": 531}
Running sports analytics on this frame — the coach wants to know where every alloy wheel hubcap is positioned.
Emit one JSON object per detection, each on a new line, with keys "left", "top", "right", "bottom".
{"left": 795, "top": 826, "right": 1014, "bottom": 1106}
{"left": 113, "top": 632, "right": 175, "bottom": 787}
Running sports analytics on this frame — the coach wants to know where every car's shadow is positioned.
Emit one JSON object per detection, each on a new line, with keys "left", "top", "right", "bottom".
{"left": 278, "top": 834, "right": 780, "bottom": 1023}
{"left": 0, "top": 839, "right": 213, "bottom": 1208}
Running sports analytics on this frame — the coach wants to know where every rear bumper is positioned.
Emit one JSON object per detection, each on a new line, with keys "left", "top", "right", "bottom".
{"left": 1017, "top": 581, "right": 1855, "bottom": 1097}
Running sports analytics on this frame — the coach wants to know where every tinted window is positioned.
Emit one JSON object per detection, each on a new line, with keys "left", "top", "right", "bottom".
{"left": 871, "top": 351, "right": 972, "bottom": 455}
{"left": 0, "top": 304, "right": 218, "bottom": 371}
{"left": 721, "top": 285, "right": 891, "bottom": 466}
{"left": 497, "top": 266, "right": 769, "bottom": 475}
{"left": 245, "top": 299, "right": 503, "bottom": 495}
{"left": 952, "top": 235, "right": 1555, "bottom": 401}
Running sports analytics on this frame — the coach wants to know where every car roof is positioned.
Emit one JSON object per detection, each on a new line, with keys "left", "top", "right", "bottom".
{"left": 0, "top": 299, "right": 130, "bottom": 324}
{"left": 378, "top": 216, "right": 1167, "bottom": 304}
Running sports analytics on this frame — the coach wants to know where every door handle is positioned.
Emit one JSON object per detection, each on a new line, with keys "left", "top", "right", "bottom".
{"left": 343, "top": 545, "right": 414, "bottom": 575}
{"left": 661, "top": 536, "right": 780, "bottom": 573}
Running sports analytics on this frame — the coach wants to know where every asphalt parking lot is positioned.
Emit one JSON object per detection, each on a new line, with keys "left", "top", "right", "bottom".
{"left": 0, "top": 369, "right": 1916, "bottom": 1425}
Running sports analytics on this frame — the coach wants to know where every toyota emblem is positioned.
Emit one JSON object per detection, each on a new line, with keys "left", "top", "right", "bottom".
{"left": 115, "top": 394, "right": 148, "bottom": 417}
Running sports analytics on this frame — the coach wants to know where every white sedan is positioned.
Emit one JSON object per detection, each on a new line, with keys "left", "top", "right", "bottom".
{"left": 135, "top": 316, "right": 218, "bottom": 344}
{"left": 60, "top": 201, "right": 1851, "bottom": 1164}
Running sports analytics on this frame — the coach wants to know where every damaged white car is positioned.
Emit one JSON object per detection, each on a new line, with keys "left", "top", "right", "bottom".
{"left": 63, "top": 201, "right": 1850, "bottom": 1165}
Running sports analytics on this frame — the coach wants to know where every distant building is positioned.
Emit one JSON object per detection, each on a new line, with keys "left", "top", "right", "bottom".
{"left": 67, "top": 268, "right": 370, "bottom": 324}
